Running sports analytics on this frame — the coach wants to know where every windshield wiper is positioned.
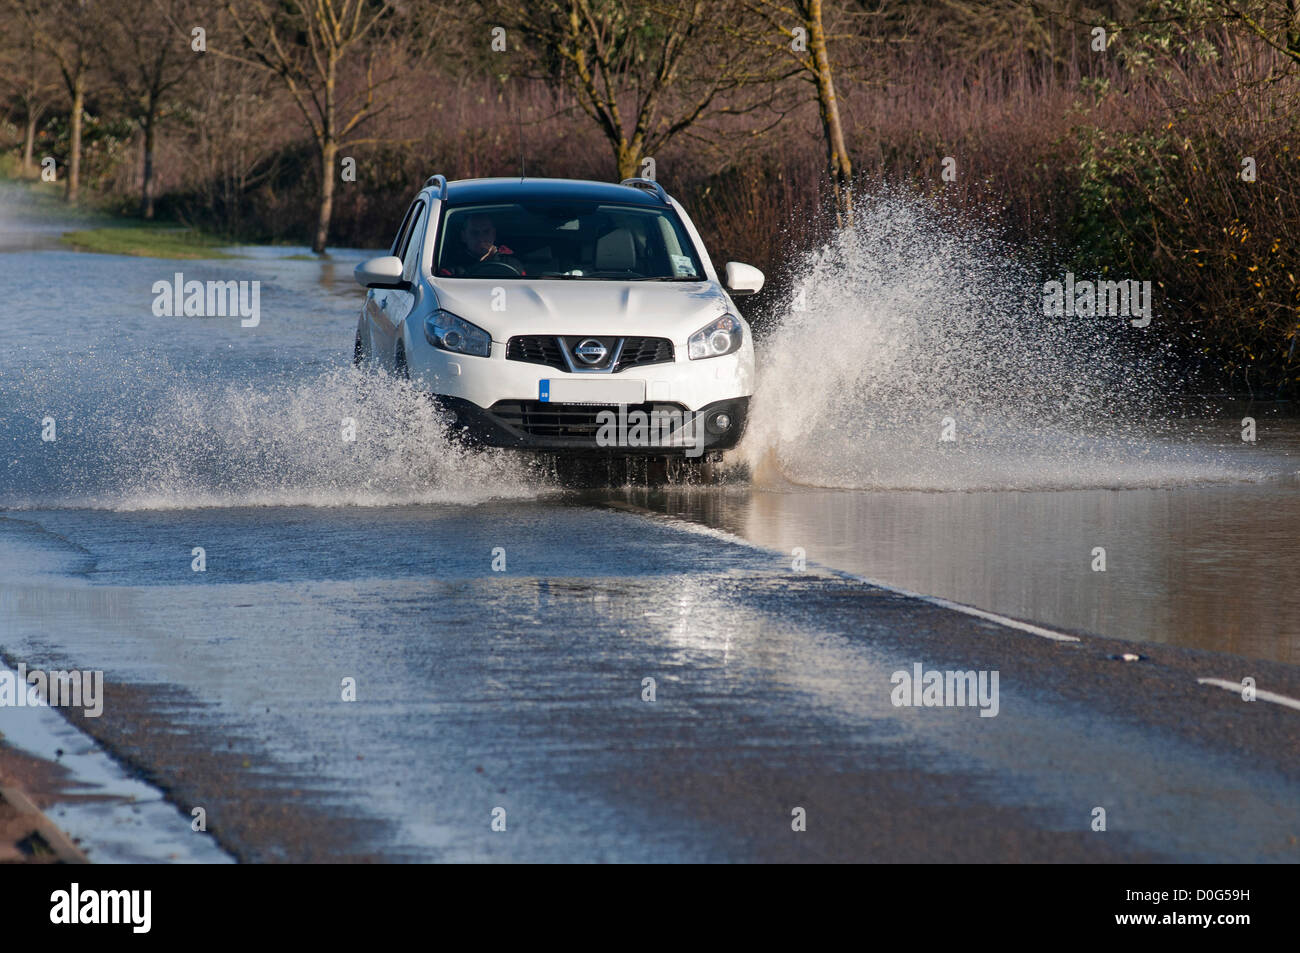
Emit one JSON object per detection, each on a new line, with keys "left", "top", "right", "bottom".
{"left": 627, "top": 275, "right": 703, "bottom": 281}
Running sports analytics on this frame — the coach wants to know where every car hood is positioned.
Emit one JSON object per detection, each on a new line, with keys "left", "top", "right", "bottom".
{"left": 429, "top": 279, "right": 735, "bottom": 343}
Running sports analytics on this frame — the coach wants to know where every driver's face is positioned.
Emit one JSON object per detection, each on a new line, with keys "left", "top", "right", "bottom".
{"left": 463, "top": 217, "right": 496, "bottom": 256}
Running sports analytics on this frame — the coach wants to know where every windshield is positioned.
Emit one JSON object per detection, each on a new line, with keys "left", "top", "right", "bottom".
{"left": 434, "top": 201, "right": 705, "bottom": 280}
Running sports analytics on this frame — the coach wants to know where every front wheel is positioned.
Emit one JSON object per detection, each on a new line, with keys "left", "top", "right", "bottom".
{"left": 661, "top": 452, "right": 725, "bottom": 485}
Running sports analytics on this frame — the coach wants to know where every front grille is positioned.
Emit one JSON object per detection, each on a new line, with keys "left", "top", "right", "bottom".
{"left": 489, "top": 400, "right": 688, "bottom": 438}
{"left": 614, "top": 336, "right": 674, "bottom": 371}
{"left": 506, "top": 335, "right": 674, "bottom": 373}
{"left": 506, "top": 335, "right": 566, "bottom": 371}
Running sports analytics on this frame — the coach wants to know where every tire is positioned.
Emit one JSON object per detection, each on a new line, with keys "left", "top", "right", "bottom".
{"left": 538, "top": 453, "right": 727, "bottom": 488}
{"left": 664, "top": 452, "right": 724, "bottom": 486}
{"left": 353, "top": 331, "right": 364, "bottom": 367}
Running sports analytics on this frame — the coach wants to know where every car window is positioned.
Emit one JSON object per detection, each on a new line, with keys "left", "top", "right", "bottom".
{"left": 434, "top": 202, "right": 704, "bottom": 280}
{"left": 401, "top": 201, "right": 429, "bottom": 276}
{"left": 394, "top": 200, "right": 425, "bottom": 264}
{"left": 389, "top": 205, "right": 413, "bottom": 257}
{"left": 388, "top": 200, "right": 419, "bottom": 257}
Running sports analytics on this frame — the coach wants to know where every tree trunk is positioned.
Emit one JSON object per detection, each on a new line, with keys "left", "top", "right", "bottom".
{"left": 615, "top": 142, "right": 639, "bottom": 181}
{"left": 805, "top": 0, "right": 852, "bottom": 226}
{"left": 313, "top": 138, "right": 337, "bottom": 254}
{"left": 22, "top": 111, "right": 38, "bottom": 177}
{"left": 65, "top": 74, "right": 84, "bottom": 203}
{"left": 140, "top": 109, "right": 157, "bottom": 219}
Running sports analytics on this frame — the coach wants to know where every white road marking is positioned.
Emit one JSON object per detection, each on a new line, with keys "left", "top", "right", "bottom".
{"left": 607, "top": 501, "right": 1082, "bottom": 643}
{"left": 898, "top": 592, "right": 1082, "bottom": 643}
{"left": 1197, "top": 678, "right": 1300, "bottom": 711}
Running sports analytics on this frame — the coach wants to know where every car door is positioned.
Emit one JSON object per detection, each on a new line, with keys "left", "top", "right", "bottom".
{"left": 369, "top": 198, "right": 424, "bottom": 371}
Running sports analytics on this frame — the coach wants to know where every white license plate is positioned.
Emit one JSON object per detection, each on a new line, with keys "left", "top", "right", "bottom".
{"left": 539, "top": 378, "right": 646, "bottom": 404}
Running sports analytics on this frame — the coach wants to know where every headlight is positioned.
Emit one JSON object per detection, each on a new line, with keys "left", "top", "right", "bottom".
{"left": 688, "top": 314, "right": 743, "bottom": 360}
{"left": 424, "top": 309, "right": 491, "bottom": 357}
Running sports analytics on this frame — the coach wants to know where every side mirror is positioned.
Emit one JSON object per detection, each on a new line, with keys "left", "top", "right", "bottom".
{"left": 354, "top": 255, "right": 409, "bottom": 289}
{"left": 724, "top": 261, "right": 764, "bottom": 296}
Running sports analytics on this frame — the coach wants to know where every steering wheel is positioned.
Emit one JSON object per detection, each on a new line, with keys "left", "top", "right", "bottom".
{"left": 466, "top": 259, "right": 522, "bottom": 277}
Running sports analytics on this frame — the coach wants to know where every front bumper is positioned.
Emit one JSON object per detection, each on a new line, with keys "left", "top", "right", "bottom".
{"left": 434, "top": 395, "right": 750, "bottom": 454}
{"left": 407, "top": 331, "right": 754, "bottom": 413}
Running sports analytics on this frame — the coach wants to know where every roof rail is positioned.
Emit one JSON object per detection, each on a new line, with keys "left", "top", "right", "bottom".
{"left": 424, "top": 174, "right": 448, "bottom": 199}
{"left": 619, "top": 177, "right": 668, "bottom": 203}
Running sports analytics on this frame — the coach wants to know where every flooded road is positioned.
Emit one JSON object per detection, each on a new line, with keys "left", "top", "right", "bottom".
{"left": 1, "top": 185, "right": 1296, "bottom": 862}
{"left": 4, "top": 497, "right": 1299, "bottom": 863}
{"left": 617, "top": 468, "right": 1300, "bottom": 664}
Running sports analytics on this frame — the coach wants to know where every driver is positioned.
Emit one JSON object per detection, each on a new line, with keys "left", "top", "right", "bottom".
{"left": 439, "top": 213, "right": 525, "bottom": 276}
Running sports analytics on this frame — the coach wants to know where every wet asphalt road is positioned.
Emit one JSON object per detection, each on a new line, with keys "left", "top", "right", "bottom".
{"left": 2, "top": 498, "right": 1297, "bottom": 863}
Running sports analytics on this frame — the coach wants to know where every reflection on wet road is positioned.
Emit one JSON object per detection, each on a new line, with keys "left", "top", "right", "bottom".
{"left": 1, "top": 502, "right": 1297, "bottom": 862}
{"left": 612, "top": 467, "right": 1300, "bottom": 664}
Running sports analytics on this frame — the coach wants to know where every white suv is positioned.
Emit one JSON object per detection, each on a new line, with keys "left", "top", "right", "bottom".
{"left": 352, "top": 176, "right": 763, "bottom": 459}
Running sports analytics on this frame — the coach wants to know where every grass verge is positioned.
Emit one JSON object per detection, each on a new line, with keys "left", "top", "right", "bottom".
{"left": 60, "top": 226, "right": 237, "bottom": 260}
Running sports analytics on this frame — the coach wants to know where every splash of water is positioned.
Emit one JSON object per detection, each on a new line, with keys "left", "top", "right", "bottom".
{"left": 741, "top": 189, "right": 1260, "bottom": 490}
{"left": 0, "top": 189, "right": 1280, "bottom": 508}
{"left": 0, "top": 357, "right": 543, "bottom": 510}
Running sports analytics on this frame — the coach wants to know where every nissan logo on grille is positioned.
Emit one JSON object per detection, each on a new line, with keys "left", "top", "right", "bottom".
{"left": 574, "top": 339, "right": 608, "bottom": 365}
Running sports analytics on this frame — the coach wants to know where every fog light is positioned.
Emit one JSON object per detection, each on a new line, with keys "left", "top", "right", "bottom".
{"left": 709, "top": 412, "right": 732, "bottom": 434}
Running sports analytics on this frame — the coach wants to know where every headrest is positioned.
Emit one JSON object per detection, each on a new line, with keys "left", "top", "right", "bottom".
{"left": 596, "top": 228, "right": 636, "bottom": 271}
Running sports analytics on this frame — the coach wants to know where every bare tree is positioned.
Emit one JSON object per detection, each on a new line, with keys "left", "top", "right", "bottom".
{"left": 737, "top": 0, "right": 855, "bottom": 224}
{"left": 183, "top": 56, "right": 285, "bottom": 234}
{"left": 482, "top": 0, "right": 784, "bottom": 181}
{"left": 215, "top": 0, "right": 416, "bottom": 253}
{"left": 89, "top": 0, "right": 197, "bottom": 218}
{"left": 12, "top": 0, "right": 95, "bottom": 201}
{"left": 0, "top": 30, "right": 60, "bottom": 177}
